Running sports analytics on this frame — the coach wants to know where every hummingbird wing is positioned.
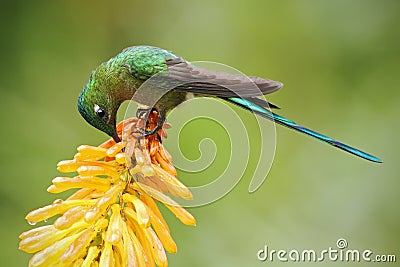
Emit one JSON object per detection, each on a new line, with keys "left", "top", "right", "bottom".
{"left": 124, "top": 47, "right": 281, "bottom": 97}
{"left": 165, "top": 58, "right": 283, "bottom": 98}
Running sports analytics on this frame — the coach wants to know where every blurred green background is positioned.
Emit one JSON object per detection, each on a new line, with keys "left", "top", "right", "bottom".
{"left": 1, "top": 0, "right": 399, "bottom": 266}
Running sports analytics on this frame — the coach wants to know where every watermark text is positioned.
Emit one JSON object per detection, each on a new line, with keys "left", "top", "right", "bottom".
{"left": 257, "top": 238, "right": 396, "bottom": 263}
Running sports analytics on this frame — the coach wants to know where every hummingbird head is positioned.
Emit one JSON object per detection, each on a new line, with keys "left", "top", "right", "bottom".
{"left": 78, "top": 71, "right": 121, "bottom": 142}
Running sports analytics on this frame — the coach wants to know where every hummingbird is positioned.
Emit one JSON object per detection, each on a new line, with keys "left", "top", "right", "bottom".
{"left": 78, "top": 45, "right": 382, "bottom": 163}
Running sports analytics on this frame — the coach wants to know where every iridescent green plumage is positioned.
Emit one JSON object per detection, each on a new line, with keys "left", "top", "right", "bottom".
{"left": 78, "top": 46, "right": 183, "bottom": 140}
{"left": 78, "top": 45, "right": 382, "bottom": 162}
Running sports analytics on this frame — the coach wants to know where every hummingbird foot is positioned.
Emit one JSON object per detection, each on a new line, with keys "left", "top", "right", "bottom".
{"left": 134, "top": 107, "right": 165, "bottom": 142}
{"left": 136, "top": 107, "right": 152, "bottom": 120}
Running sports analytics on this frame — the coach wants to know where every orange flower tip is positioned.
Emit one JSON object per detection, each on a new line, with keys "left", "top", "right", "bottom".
{"left": 163, "top": 123, "right": 172, "bottom": 129}
{"left": 154, "top": 153, "right": 177, "bottom": 176}
{"left": 99, "top": 139, "right": 116, "bottom": 150}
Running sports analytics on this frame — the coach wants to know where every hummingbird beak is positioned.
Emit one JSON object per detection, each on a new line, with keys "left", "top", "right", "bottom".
{"left": 108, "top": 114, "right": 121, "bottom": 143}
{"left": 111, "top": 126, "right": 121, "bottom": 143}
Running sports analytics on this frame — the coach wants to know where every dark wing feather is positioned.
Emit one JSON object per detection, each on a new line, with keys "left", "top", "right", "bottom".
{"left": 166, "top": 58, "right": 283, "bottom": 98}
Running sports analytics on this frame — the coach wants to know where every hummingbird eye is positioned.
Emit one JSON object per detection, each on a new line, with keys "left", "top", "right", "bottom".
{"left": 94, "top": 104, "right": 106, "bottom": 119}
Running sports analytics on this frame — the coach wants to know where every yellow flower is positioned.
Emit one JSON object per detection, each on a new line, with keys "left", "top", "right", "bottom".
{"left": 19, "top": 112, "right": 196, "bottom": 267}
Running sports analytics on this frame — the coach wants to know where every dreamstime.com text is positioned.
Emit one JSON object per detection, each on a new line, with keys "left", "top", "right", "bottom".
{"left": 257, "top": 238, "right": 396, "bottom": 263}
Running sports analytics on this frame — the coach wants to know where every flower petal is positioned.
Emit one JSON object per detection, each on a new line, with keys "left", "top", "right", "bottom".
{"left": 50, "top": 176, "right": 111, "bottom": 193}
{"left": 99, "top": 240, "right": 115, "bottom": 267}
{"left": 54, "top": 206, "right": 86, "bottom": 230}
{"left": 122, "top": 193, "right": 150, "bottom": 228}
{"left": 144, "top": 227, "right": 168, "bottom": 267}
{"left": 146, "top": 203, "right": 177, "bottom": 254}
{"left": 152, "top": 164, "right": 192, "bottom": 200}
{"left": 132, "top": 183, "right": 196, "bottom": 226}
{"left": 155, "top": 152, "right": 177, "bottom": 177}
{"left": 140, "top": 194, "right": 169, "bottom": 232}
{"left": 105, "top": 204, "right": 122, "bottom": 244}
{"left": 120, "top": 221, "right": 138, "bottom": 267}
{"left": 115, "top": 153, "right": 126, "bottom": 165}
{"left": 65, "top": 188, "right": 94, "bottom": 200}
{"left": 81, "top": 246, "right": 100, "bottom": 267}
{"left": 28, "top": 231, "right": 82, "bottom": 267}
{"left": 19, "top": 220, "right": 88, "bottom": 254}
{"left": 107, "top": 142, "right": 125, "bottom": 157}
{"left": 84, "top": 182, "right": 124, "bottom": 224}
{"left": 126, "top": 225, "right": 148, "bottom": 267}
{"left": 76, "top": 145, "right": 107, "bottom": 161}
{"left": 21, "top": 116, "right": 195, "bottom": 267}
{"left": 61, "top": 218, "right": 108, "bottom": 264}
{"left": 26, "top": 199, "right": 97, "bottom": 223}
{"left": 57, "top": 159, "right": 115, "bottom": 173}
{"left": 77, "top": 165, "right": 119, "bottom": 180}
{"left": 125, "top": 209, "right": 155, "bottom": 267}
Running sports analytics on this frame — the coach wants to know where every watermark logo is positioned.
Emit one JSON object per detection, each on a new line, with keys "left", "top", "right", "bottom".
{"left": 257, "top": 238, "right": 396, "bottom": 263}
{"left": 123, "top": 61, "right": 277, "bottom": 207}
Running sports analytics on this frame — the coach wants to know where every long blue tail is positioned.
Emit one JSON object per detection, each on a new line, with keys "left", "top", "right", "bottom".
{"left": 226, "top": 97, "right": 382, "bottom": 163}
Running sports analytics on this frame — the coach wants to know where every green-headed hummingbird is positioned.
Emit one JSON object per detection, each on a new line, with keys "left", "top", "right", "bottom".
{"left": 78, "top": 45, "right": 382, "bottom": 163}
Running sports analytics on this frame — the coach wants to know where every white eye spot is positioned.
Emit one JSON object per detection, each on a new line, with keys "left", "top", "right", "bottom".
{"left": 94, "top": 104, "right": 106, "bottom": 119}
{"left": 94, "top": 104, "right": 101, "bottom": 113}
